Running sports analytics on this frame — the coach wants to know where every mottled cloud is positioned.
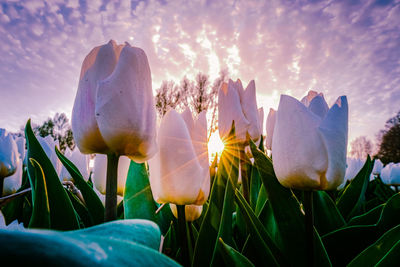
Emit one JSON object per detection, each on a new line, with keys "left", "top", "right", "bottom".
{"left": 1, "top": 0, "right": 399, "bottom": 146}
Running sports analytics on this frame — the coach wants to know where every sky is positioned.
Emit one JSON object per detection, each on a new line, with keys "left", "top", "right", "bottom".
{"left": 1, "top": 0, "right": 400, "bottom": 149}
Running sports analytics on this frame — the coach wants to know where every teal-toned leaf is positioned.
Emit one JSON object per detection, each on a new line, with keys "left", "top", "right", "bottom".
{"left": 249, "top": 140, "right": 331, "bottom": 267}
{"left": 219, "top": 238, "right": 255, "bottom": 267}
{"left": 235, "top": 189, "right": 283, "bottom": 266}
{"left": 348, "top": 224, "right": 400, "bottom": 266}
{"left": 27, "top": 158, "right": 50, "bottom": 229}
{"left": 313, "top": 191, "right": 345, "bottom": 236}
{"left": 55, "top": 147, "right": 104, "bottom": 225}
{"left": 348, "top": 204, "right": 384, "bottom": 226}
{"left": 336, "top": 156, "right": 373, "bottom": 221}
{"left": 322, "top": 225, "right": 380, "bottom": 266}
{"left": 25, "top": 119, "right": 79, "bottom": 230}
{"left": 124, "top": 161, "right": 158, "bottom": 222}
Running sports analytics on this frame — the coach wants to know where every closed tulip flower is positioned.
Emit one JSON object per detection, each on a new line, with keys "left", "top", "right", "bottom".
{"left": 266, "top": 108, "right": 276, "bottom": 150}
{"left": 272, "top": 91, "right": 348, "bottom": 190}
{"left": 381, "top": 163, "right": 393, "bottom": 184}
{"left": 0, "top": 129, "right": 19, "bottom": 179}
{"left": 390, "top": 164, "right": 400, "bottom": 184}
{"left": 218, "top": 79, "right": 262, "bottom": 142}
{"left": 60, "top": 148, "right": 90, "bottom": 181}
{"left": 149, "top": 108, "right": 210, "bottom": 205}
{"left": 170, "top": 204, "right": 203, "bottom": 222}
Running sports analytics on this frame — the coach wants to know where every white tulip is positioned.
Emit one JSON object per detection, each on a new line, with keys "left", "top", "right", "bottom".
{"left": 95, "top": 42, "right": 157, "bottom": 162}
{"left": 370, "top": 159, "right": 384, "bottom": 180}
{"left": 218, "top": 79, "right": 262, "bottom": 142}
{"left": 92, "top": 154, "right": 130, "bottom": 196}
{"left": 169, "top": 204, "right": 203, "bottom": 222}
{"left": 60, "top": 148, "right": 90, "bottom": 181}
{"left": 0, "top": 129, "right": 19, "bottom": 179}
{"left": 272, "top": 91, "right": 348, "bottom": 190}
{"left": 381, "top": 163, "right": 393, "bottom": 184}
{"left": 390, "top": 164, "right": 400, "bottom": 184}
{"left": 344, "top": 157, "right": 364, "bottom": 182}
{"left": 266, "top": 108, "right": 276, "bottom": 150}
{"left": 149, "top": 109, "right": 210, "bottom": 205}
{"left": 72, "top": 40, "right": 123, "bottom": 154}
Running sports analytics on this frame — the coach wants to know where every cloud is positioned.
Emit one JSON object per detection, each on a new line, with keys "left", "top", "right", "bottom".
{"left": 0, "top": 0, "right": 399, "bottom": 147}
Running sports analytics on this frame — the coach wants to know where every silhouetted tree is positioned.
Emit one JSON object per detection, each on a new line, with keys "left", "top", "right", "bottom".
{"left": 155, "top": 70, "right": 228, "bottom": 140}
{"left": 377, "top": 111, "right": 400, "bottom": 164}
{"left": 350, "top": 136, "right": 373, "bottom": 160}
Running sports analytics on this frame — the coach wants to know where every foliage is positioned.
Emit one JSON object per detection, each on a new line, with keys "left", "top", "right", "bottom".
{"left": 377, "top": 110, "right": 400, "bottom": 164}
{"left": 155, "top": 70, "right": 227, "bottom": 140}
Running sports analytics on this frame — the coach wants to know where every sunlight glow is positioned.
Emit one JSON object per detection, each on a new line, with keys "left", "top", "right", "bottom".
{"left": 208, "top": 131, "right": 224, "bottom": 162}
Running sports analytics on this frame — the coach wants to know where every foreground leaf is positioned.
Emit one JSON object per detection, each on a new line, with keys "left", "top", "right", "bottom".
{"left": 313, "top": 191, "right": 345, "bottom": 236}
{"left": 219, "top": 238, "right": 254, "bottom": 267}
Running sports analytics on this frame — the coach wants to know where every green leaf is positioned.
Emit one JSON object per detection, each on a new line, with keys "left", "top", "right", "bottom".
{"left": 313, "top": 191, "right": 345, "bottom": 236}
{"left": 376, "top": 240, "right": 400, "bottom": 266}
{"left": 254, "top": 184, "right": 268, "bottom": 216}
{"left": 55, "top": 146, "right": 104, "bottom": 225}
{"left": 27, "top": 158, "right": 50, "bottom": 229}
{"left": 65, "top": 189, "right": 92, "bottom": 228}
{"left": 249, "top": 140, "right": 331, "bottom": 267}
{"left": 249, "top": 163, "right": 261, "bottom": 211}
{"left": 193, "top": 124, "right": 238, "bottom": 267}
{"left": 348, "top": 204, "right": 384, "bottom": 226}
{"left": 235, "top": 189, "right": 283, "bottom": 266}
{"left": 219, "top": 238, "right": 255, "bottom": 267}
{"left": 257, "top": 135, "right": 265, "bottom": 153}
{"left": 377, "top": 193, "right": 400, "bottom": 233}
{"left": 322, "top": 225, "right": 380, "bottom": 266}
{"left": 348, "top": 224, "right": 400, "bottom": 266}
{"left": 25, "top": 119, "right": 79, "bottom": 230}
{"left": 124, "top": 161, "right": 158, "bottom": 222}
{"left": 336, "top": 156, "right": 373, "bottom": 221}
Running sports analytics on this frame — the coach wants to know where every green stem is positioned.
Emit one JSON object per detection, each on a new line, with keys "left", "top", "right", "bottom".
{"left": 304, "top": 190, "right": 314, "bottom": 267}
{"left": 105, "top": 153, "right": 119, "bottom": 222}
{"left": 177, "top": 205, "right": 189, "bottom": 266}
{"left": 239, "top": 147, "right": 250, "bottom": 203}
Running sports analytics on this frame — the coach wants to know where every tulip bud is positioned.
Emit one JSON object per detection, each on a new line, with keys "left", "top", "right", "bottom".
{"left": 218, "top": 79, "right": 262, "bottom": 142}
{"left": 92, "top": 154, "right": 130, "bottom": 196}
{"left": 372, "top": 159, "right": 383, "bottom": 175}
{"left": 0, "top": 129, "right": 19, "bottom": 179}
{"left": 149, "top": 109, "right": 210, "bottom": 205}
{"left": 272, "top": 91, "right": 348, "bottom": 190}
{"left": 390, "top": 164, "right": 400, "bottom": 184}
{"left": 344, "top": 157, "right": 364, "bottom": 182}
{"left": 60, "top": 148, "right": 90, "bottom": 181}
{"left": 381, "top": 163, "right": 393, "bottom": 184}
{"left": 266, "top": 108, "right": 276, "bottom": 150}
{"left": 169, "top": 204, "right": 203, "bottom": 222}
{"left": 95, "top": 42, "right": 157, "bottom": 162}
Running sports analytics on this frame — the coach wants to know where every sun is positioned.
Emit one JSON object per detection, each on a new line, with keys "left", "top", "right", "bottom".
{"left": 208, "top": 131, "right": 225, "bottom": 162}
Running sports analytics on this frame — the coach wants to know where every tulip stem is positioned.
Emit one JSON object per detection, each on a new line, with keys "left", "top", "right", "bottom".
{"left": 105, "top": 153, "right": 119, "bottom": 222}
{"left": 304, "top": 190, "right": 314, "bottom": 267}
{"left": 177, "top": 205, "right": 190, "bottom": 266}
{"left": 239, "top": 147, "right": 250, "bottom": 203}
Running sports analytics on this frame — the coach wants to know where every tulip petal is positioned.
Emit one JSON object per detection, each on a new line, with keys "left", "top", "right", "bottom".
{"left": 272, "top": 95, "right": 328, "bottom": 189}
{"left": 318, "top": 96, "right": 348, "bottom": 190}
{"left": 218, "top": 80, "right": 250, "bottom": 142}
{"left": 0, "top": 129, "right": 19, "bottom": 179}
{"left": 258, "top": 107, "right": 264, "bottom": 137}
{"left": 266, "top": 108, "right": 276, "bottom": 150}
{"left": 170, "top": 204, "right": 203, "bottom": 222}
{"left": 308, "top": 95, "right": 329, "bottom": 119}
{"left": 239, "top": 80, "right": 261, "bottom": 140}
{"left": 95, "top": 44, "right": 157, "bottom": 162}
{"left": 300, "top": 90, "right": 320, "bottom": 107}
{"left": 72, "top": 40, "right": 119, "bottom": 154}
{"left": 148, "top": 110, "right": 205, "bottom": 205}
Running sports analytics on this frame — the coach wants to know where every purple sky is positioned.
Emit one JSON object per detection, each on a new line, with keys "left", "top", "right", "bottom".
{"left": 1, "top": 0, "right": 400, "bottom": 149}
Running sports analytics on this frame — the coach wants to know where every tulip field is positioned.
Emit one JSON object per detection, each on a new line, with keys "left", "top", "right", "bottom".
{"left": 1, "top": 41, "right": 400, "bottom": 266}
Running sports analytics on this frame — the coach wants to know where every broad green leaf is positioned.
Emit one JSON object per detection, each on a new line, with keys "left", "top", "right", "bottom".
{"left": 65, "top": 189, "right": 92, "bottom": 228}
{"left": 219, "top": 238, "right": 255, "bottom": 267}
{"left": 313, "top": 191, "right": 345, "bottom": 236}
{"left": 124, "top": 161, "right": 157, "bottom": 222}
{"left": 68, "top": 219, "right": 162, "bottom": 251}
{"left": 377, "top": 193, "right": 400, "bottom": 233}
{"left": 322, "top": 225, "right": 380, "bottom": 266}
{"left": 348, "top": 204, "right": 384, "bottom": 226}
{"left": 0, "top": 223, "right": 180, "bottom": 266}
{"left": 336, "top": 156, "right": 373, "bottom": 221}
{"left": 257, "top": 135, "right": 265, "bottom": 153}
{"left": 55, "top": 147, "right": 104, "bottom": 225}
{"left": 254, "top": 184, "right": 267, "bottom": 216}
{"left": 376, "top": 240, "right": 400, "bottom": 266}
{"left": 235, "top": 189, "right": 283, "bottom": 266}
{"left": 249, "top": 140, "right": 331, "bottom": 267}
{"left": 348, "top": 224, "right": 400, "bottom": 266}
{"left": 27, "top": 158, "right": 50, "bottom": 229}
{"left": 25, "top": 120, "right": 79, "bottom": 230}
{"left": 257, "top": 200, "right": 280, "bottom": 247}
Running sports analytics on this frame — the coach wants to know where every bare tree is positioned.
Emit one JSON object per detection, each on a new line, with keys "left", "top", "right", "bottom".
{"left": 350, "top": 136, "right": 373, "bottom": 160}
